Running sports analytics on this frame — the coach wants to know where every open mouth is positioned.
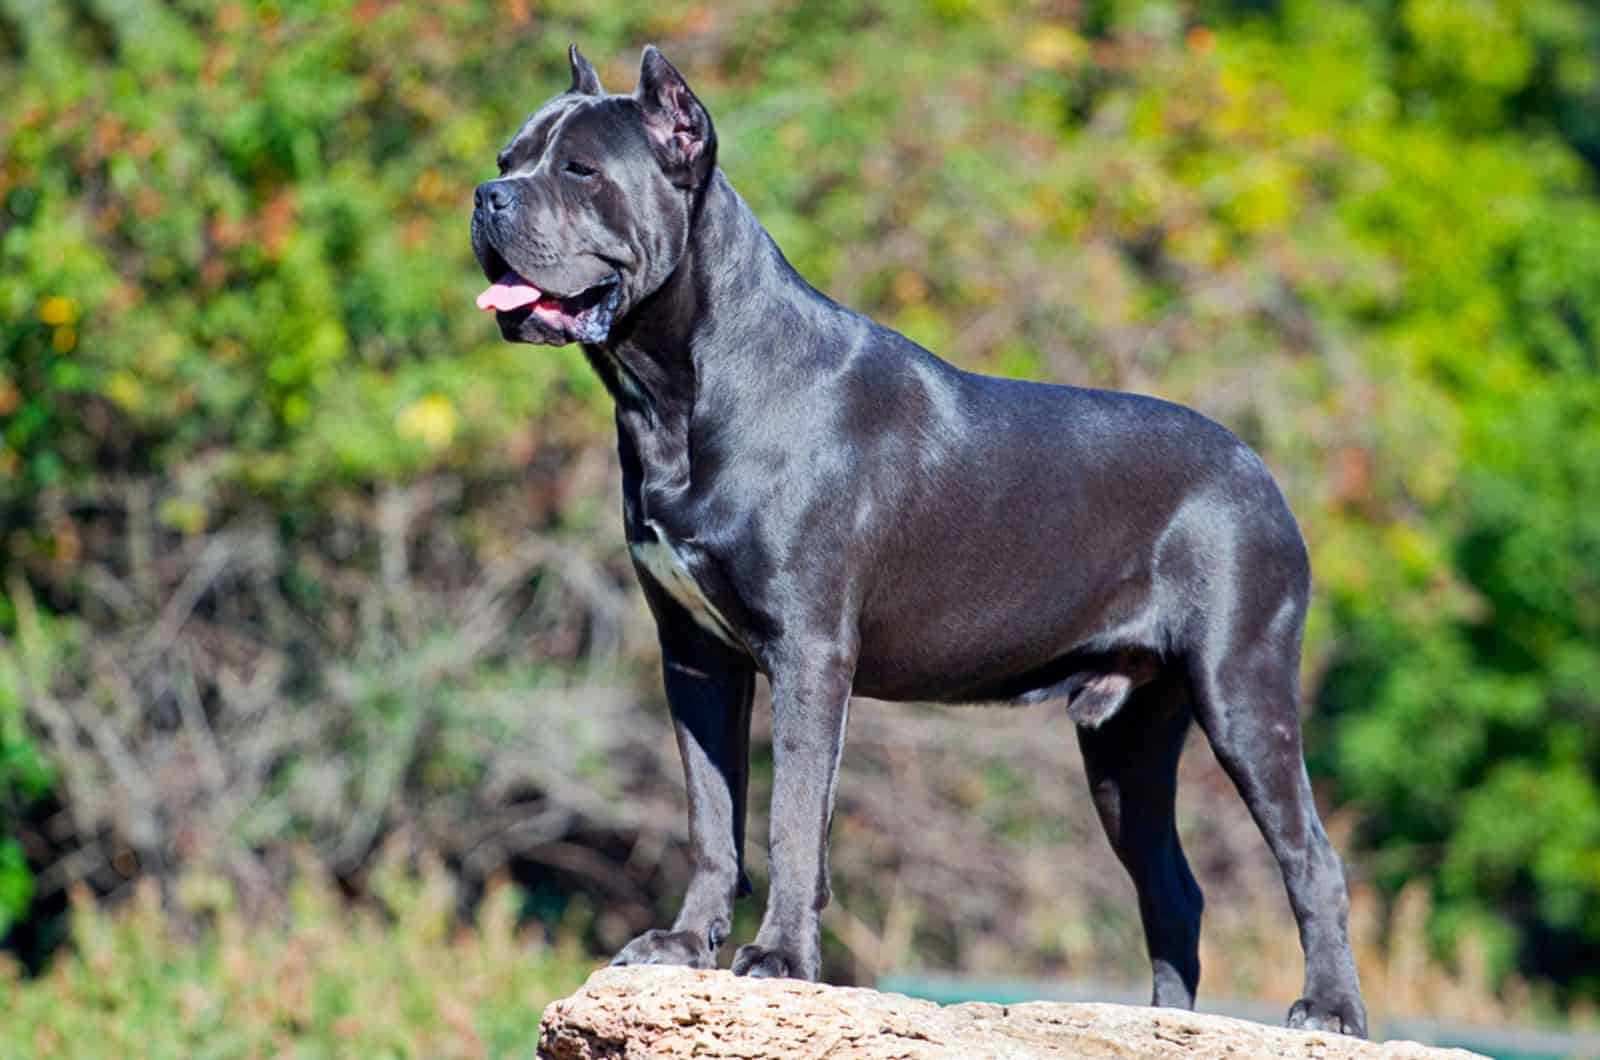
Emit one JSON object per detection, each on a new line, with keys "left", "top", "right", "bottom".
{"left": 475, "top": 254, "right": 620, "bottom": 345}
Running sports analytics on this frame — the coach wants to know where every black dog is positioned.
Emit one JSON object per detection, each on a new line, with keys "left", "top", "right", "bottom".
{"left": 471, "top": 45, "right": 1367, "bottom": 1037}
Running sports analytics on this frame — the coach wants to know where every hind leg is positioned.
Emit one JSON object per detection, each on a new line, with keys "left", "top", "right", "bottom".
{"left": 1077, "top": 675, "right": 1204, "bottom": 1008}
{"left": 1189, "top": 627, "right": 1367, "bottom": 1036}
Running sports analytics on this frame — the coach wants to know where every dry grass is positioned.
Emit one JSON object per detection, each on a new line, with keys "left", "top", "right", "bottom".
{"left": 0, "top": 848, "right": 588, "bottom": 1060}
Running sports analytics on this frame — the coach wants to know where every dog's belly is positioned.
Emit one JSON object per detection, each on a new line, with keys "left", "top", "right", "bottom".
{"left": 851, "top": 564, "right": 1167, "bottom": 705}
{"left": 853, "top": 631, "right": 1158, "bottom": 706}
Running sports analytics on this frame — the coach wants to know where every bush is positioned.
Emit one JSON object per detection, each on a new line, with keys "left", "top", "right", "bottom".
{"left": 0, "top": 849, "right": 587, "bottom": 1059}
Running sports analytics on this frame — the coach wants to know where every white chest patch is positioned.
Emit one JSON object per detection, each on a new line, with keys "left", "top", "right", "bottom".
{"left": 629, "top": 520, "right": 739, "bottom": 648}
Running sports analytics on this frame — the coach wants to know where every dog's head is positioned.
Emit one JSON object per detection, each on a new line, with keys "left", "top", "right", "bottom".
{"left": 471, "top": 45, "right": 716, "bottom": 346}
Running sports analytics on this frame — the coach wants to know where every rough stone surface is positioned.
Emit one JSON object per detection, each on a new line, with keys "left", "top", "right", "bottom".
{"left": 537, "top": 966, "right": 1487, "bottom": 1059}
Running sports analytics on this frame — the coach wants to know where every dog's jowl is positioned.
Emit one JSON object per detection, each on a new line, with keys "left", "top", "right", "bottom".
{"left": 472, "top": 44, "right": 1368, "bottom": 1037}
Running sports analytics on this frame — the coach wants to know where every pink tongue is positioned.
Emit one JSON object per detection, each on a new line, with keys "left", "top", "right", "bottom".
{"left": 476, "top": 272, "right": 543, "bottom": 312}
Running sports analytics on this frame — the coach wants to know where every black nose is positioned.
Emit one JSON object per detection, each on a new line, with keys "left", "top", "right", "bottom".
{"left": 475, "top": 180, "right": 516, "bottom": 213}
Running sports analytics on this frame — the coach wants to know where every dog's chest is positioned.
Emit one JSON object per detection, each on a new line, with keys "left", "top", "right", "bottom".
{"left": 629, "top": 520, "right": 739, "bottom": 648}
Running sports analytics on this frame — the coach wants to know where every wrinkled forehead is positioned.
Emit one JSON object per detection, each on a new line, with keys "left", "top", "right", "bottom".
{"left": 497, "top": 95, "right": 646, "bottom": 174}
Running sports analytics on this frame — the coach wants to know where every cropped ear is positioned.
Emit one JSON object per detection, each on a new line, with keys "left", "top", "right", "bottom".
{"left": 568, "top": 44, "right": 603, "bottom": 96}
{"left": 634, "top": 44, "right": 716, "bottom": 189}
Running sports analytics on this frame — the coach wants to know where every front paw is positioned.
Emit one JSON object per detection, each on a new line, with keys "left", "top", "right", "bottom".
{"left": 731, "top": 941, "right": 816, "bottom": 980}
{"left": 610, "top": 928, "right": 715, "bottom": 969}
{"left": 1287, "top": 996, "right": 1368, "bottom": 1038}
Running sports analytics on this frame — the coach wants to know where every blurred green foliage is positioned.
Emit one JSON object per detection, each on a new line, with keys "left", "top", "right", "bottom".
{"left": 2, "top": 0, "right": 601, "bottom": 501}
{"left": 1, "top": 0, "right": 1597, "bottom": 1003}
{"left": 0, "top": 580, "right": 62, "bottom": 939}
{"left": 0, "top": 850, "right": 587, "bottom": 1059}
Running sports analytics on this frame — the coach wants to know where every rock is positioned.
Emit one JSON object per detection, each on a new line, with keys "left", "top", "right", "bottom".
{"left": 536, "top": 966, "right": 1487, "bottom": 1059}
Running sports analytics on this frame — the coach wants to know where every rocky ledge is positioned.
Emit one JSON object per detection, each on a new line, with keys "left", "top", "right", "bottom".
{"left": 537, "top": 966, "right": 1486, "bottom": 1059}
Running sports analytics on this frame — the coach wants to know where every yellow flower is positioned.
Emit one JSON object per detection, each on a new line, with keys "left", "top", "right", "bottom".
{"left": 107, "top": 370, "right": 144, "bottom": 411}
{"left": 1023, "top": 26, "right": 1086, "bottom": 70}
{"left": 397, "top": 394, "right": 457, "bottom": 451}
{"left": 38, "top": 295, "right": 77, "bottom": 326}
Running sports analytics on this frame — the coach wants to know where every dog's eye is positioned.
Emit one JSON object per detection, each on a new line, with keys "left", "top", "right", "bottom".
{"left": 496, "top": 150, "right": 512, "bottom": 175}
{"left": 563, "top": 159, "right": 598, "bottom": 179}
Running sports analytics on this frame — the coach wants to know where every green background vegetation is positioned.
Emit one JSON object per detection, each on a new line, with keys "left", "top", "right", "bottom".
{"left": 2, "top": 0, "right": 1598, "bottom": 1046}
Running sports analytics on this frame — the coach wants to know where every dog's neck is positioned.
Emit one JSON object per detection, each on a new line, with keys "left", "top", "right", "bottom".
{"left": 588, "top": 170, "right": 835, "bottom": 513}
{"left": 598, "top": 170, "right": 810, "bottom": 399}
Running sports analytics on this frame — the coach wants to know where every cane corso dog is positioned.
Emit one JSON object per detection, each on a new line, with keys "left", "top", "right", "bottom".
{"left": 470, "top": 45, "right": 1367, "bottom": 1036}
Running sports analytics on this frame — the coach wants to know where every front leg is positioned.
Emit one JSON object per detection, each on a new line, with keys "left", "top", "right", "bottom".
{"left": 732, "top": 641, "right": 855, "bottom": 980}
{"left": 612, "top": 622, "right": 755, "bottom": 969}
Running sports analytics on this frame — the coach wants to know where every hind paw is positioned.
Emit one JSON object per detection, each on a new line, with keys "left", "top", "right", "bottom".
{"left": 1287, "top": 996, "right": 1368, "bottom": 1039}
